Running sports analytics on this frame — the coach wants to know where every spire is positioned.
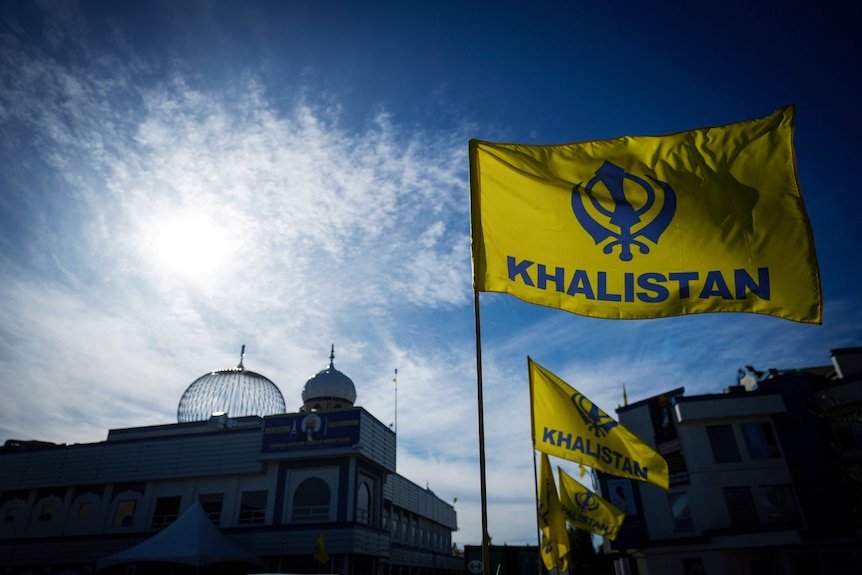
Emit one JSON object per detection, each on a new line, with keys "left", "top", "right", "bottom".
{"left": 329, "top": 343, "right": 335, "bottom": 368}
{"left": 237, "top": 344, "right": 245, "bottom": 371}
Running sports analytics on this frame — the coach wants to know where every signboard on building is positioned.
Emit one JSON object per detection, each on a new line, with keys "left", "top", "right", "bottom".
{"left": 262, "top": 410, "right": 360, "bottom": 453}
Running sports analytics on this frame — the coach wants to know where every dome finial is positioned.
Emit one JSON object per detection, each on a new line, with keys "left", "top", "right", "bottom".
{"left": 237, "top": 344, "right": 245, "bottom": 371}
{"left": 329, "top": 343, "right": 335, "bottom": 368}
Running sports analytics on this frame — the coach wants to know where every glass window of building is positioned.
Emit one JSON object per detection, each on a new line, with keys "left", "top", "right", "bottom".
{"left": 113, "top": 499, "right": 137, "bottom": 527}
{"left": 668, "top": 492, "right": 693, "bottom": 532}
{"left": 759, "top": 484, "right": 800, "bottom": 524}
{"left": 3, "top": 506, "right": 19, "bottom": 524}
{"left": 38, "top": 503, "right": 54, "bottom": 522}
{"left": 706, "top": 424, "right": 741, "bottom": 463}
{"left": 151, "top": 496, "right": 181, "bottom": 528}
{"left": 292, "top": 478, "right": 330, "bottom": 522}
{"left": 357, "top": 482, "right": 370, "bottom": 524}
{"left": 77, "top": 502, "right": 92, "bottom": 520}
{"left": 199, "top": 493, "right": 224, "bottom": 525}
{"left": 742, "top": 422, "right": 780, "bottom": 459}
{"left": 239, "top": 490, "right": 268, "bottom": 525}
{"left": 723, "top": 486, "right": 759, "bottom": 527}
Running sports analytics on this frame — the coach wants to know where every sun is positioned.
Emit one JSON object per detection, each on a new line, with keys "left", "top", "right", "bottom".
{"left": 142, "top": 211, "right": 236, "bottom": 281}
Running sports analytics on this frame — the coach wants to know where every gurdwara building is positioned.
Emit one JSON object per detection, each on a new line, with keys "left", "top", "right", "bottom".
{"left": 0, "top": 346, "right": 461, "bottom": 575}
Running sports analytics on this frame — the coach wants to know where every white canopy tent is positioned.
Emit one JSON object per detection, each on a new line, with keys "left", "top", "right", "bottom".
{"left": 97, "top": 500, "right": 263, "bottom": 570}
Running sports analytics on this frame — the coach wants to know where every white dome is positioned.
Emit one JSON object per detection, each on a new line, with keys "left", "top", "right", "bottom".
{"left": 301, "top": 345, "right": 357, "bottom": 406}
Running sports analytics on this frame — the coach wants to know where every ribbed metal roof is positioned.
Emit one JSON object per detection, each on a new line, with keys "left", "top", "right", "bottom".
{"left": 177, "top": 346, "right": 286, "bottom": 423}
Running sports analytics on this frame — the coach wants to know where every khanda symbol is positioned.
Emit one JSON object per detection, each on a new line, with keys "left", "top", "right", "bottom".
{"left": 571, "top": 391, "right": 618, "bottom": 439}
{"left": 572, "top": 161, "right": 676, "bottom": 261}
{"left": 574, "top": 491, "right": 601, "bottom": 513}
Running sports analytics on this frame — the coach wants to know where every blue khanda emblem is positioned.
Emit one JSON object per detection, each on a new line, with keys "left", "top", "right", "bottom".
{"left": 571, "top": 391, "right": 618, "bottom": 438}
{"left": 574, "top": 490, "right": 601, "bottom": 514}
{"left": 572, "top": 161, "right": 676, "bottom": 261}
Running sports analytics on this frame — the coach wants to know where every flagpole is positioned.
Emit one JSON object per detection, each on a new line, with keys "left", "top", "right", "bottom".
{"left": 473, "top": 289, "right": 491, "bottom": 575}
{"left": 529, "top": 363, "right": 543, "bottom": 562}
{"left": 531, "top": 449, "right": 542, "bottom": 555}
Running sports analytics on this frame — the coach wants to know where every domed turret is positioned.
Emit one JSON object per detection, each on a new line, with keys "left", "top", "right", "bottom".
{"left": 177, "top": 346, "right": 286, "bottom": 422}
{"left": 301, "top": 345, "right": 356, "bottom": 411}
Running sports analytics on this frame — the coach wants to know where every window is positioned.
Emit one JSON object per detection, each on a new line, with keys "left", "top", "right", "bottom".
{"left": 151, "top": 496, "right": 181, "bottom": 528}
{"left": 113, "top": 499, "right": 137, "bottom": 527}
{"left": 668, "top": 492, "right": 693, "bottom": 532}
{"left": 706, "top": 424, "right": 741, "bottom": 463}
{"left": 3, "top": 506, "right": 20, "bottom": 524}
{"left": 356, "top": 482, "right": 370, "bottom": 524}
{"left": 77, "top": 502, "right": 92, "bottom": 519}
{"left": 38, "top": 503, "right": 54, "bottom": 522}
{"left": 239, "top": 490, "right": 267, "bottom": 525}
{"left": 742, "top": 422, "right": 780, "bottom": 459}
{"left": 199, "top": 493, "right": 224, "bottom": 525}
{"left": 723, "top": 486, "right": 758, "bottom": 527}
{"left": 758, "top": 484, "right": 800, "bottom": 525}
{"left": 292, "top": 478, "right": 330, "bottom": 522}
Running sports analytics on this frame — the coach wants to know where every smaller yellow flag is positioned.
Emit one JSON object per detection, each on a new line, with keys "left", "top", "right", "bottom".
{"left": 313, "top": 531, "right": 329, "bottom": 564}
{"left": 529, "top": 357, "right": 669, "bottom": 490}
{"left": 538, "top": 453, "right": 569, "bottom": 572}
{"left": 558, "top": 467, "right": 625, "bottom": 540}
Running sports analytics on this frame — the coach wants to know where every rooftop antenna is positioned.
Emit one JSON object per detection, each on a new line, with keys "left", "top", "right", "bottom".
{"left": 237, "top": 344, "right": 245, "bottom": 371}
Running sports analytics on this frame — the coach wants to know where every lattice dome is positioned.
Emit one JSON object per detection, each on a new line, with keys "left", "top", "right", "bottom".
{"left": 177, "top": 346, "right": 286, "bottom": 423}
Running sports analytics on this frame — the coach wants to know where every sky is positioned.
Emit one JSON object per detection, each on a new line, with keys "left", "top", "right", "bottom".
{"left": 1, "top": 0, "right": 861, "bottom": 549}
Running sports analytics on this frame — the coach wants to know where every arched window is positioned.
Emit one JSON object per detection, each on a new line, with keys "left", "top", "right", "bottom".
{"left": 292, "top": 477, "right": 330, "bottom": 522}
{"left": 356, "top": 482, "right": 370, "bottom": 524}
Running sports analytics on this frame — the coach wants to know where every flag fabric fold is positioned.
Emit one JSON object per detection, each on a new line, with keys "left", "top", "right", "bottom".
{"left": 529, "top": 357, "right": 669, "bottom": 490}
{"left": 557, "top": 466, "right": 625, "bottom": 541}
{"left": 469, "top": 105, "right": 821, "bottom": 324}
{"left": 538, "top": 452, "right": 569, "bottom": 573}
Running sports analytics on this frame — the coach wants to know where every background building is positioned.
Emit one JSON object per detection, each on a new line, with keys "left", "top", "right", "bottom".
{"left": 0, "top": 347, "right": 461, "bottom": 575}
{"left": 597, "top": 346, "right": 862, "bottom": 575}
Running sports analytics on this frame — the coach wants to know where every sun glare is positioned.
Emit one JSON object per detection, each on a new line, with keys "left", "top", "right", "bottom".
{"left": 144, "top": 212, "right": 236, "bottom": 281}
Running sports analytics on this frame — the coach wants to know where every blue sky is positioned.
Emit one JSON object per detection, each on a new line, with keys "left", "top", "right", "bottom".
{"left": 1, "top": 0, "right": 860, "bottom": 548}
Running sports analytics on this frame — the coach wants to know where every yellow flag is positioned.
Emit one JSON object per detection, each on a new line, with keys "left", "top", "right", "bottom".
{"left": 557, "top": 466, "right": 625, "bottom": 541}
{"left": 529, "top": 357, "right": 669, "bottom": 490}
{"left": 469, "top": 106, "right": 821, "bottom": 324}
{"left": 538, "top": 453, "right": 569, "bottom": 572}
{"left": 313, "top": 531, "right": 329, "bottom": 564}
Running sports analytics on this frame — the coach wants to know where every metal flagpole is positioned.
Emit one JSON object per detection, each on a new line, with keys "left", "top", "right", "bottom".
{"left": 473, "top": 289, "right": 491, "bottom": 575}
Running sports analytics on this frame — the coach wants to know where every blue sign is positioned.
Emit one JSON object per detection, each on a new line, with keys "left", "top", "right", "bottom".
{"left": 262, "top": 410, "right": 361, "bottom": 453}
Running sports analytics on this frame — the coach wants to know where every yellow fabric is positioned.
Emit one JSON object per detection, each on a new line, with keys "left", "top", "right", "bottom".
{"left": 558, "top": 466, "right": 625, "bottom": 541}
{"left": 470, "top": 106, "right": 821, "bottom": 323}
{"left": 538, "top": 453, "right": 570, "bottom": 572}
{"left": 529, "top": 358, "right": 669, "bottom": 490}
{"left": 314, "top": 531, "right": 329, "bottom": 563}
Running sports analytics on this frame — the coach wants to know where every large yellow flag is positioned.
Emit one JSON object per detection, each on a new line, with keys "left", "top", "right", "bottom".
{"left": 557, "top": 467, "right": 625, "bottom": 541}
{"left": 538, "top": 453, "right": 569, "bottom": 573}
{"left": 469, "top": 106, "right": 821, "bottom": 324}
{"left": 529, "top": 357, "right": 669, "bottom": 490}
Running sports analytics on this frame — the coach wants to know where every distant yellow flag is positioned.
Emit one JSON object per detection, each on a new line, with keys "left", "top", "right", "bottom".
{"left": 538, "top": 453, "right": 569, "bottom": 572}
{"left": 313, "top": 531, "right": 329, "bottom": 564}
{"left": 557, "top": 467, "right": 625, "bottom": 541}
{"left": 470, "top": 106, "right": 821, "bottom": 324}
{"left": 529, "top": 358, "right": 669, "bottom": 490}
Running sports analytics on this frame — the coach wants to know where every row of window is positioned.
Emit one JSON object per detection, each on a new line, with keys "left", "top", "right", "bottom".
{"left": 668, "top": 484, "right": 800, "bottom": 532}
{"left": 706, "top": 422, "right": 781, "bottom": 463}
{"left": 2, "top": 478, "right": 332, "bottom": 530}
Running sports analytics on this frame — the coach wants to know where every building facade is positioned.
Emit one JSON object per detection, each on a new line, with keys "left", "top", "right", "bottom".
{"left": 596, "top": 346, "right": 862, "bottom": 575}
{"left": 0, "top": 348, "right": 460, "bottom": 575}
